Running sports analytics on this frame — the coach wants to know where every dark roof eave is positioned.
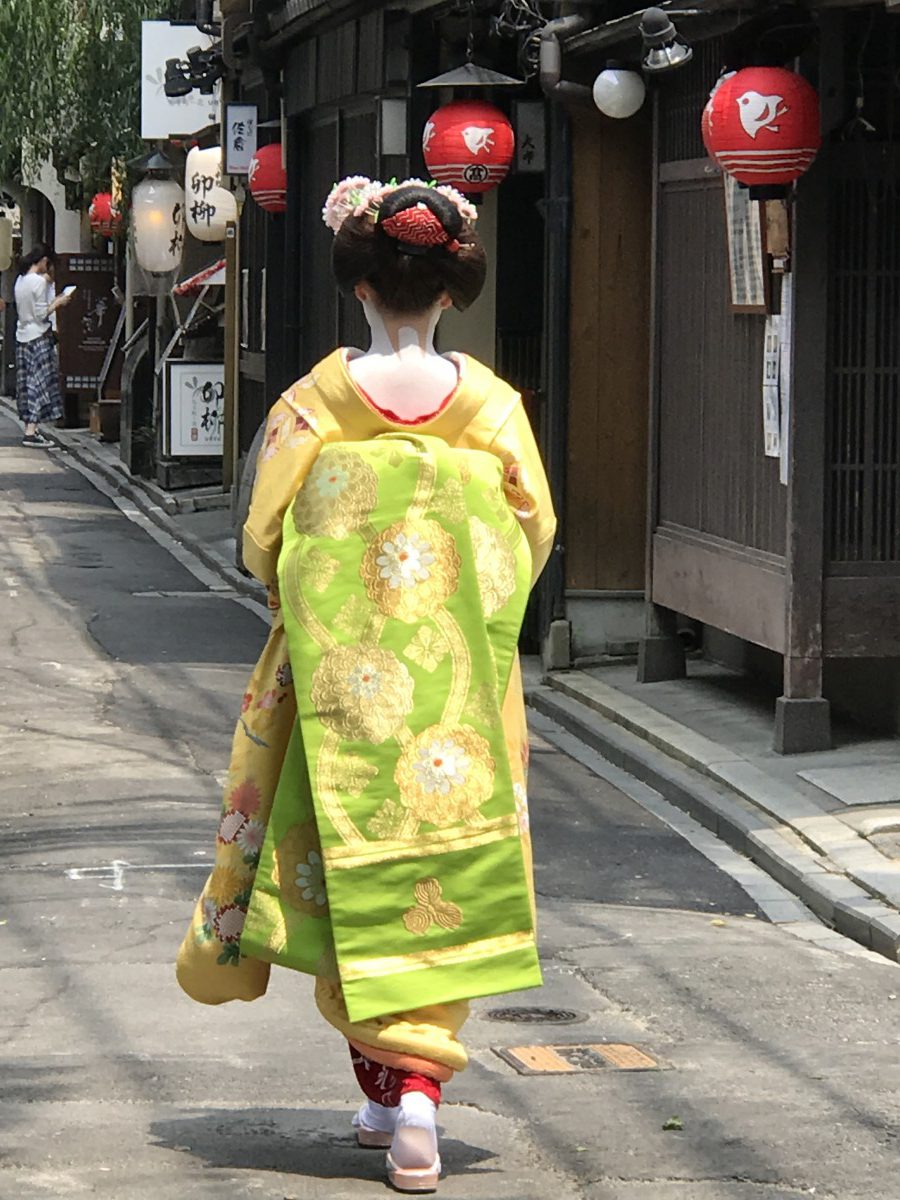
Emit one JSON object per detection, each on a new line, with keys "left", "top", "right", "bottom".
{"left": 566, "top": 0, "right": 883, "bottom": 58}
{"left": 565, "top": 0, "right": 761, "bottom": 59}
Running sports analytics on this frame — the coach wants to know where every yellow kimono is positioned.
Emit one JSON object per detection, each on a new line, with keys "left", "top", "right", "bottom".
{"left": 177, "top": 348, "right": 555, "bottom": 1076}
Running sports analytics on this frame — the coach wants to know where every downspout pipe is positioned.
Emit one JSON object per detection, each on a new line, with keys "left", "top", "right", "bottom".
{"left": 539, "top": 14, "right": 593, "bottom": 107}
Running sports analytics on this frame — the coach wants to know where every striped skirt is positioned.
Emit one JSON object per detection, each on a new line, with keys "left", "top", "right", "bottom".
{"left": 16, "top": 332, "right": 62, "bottom": 425}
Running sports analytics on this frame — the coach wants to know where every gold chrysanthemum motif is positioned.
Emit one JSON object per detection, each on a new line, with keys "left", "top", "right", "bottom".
{"left": 302, "top": 547, "right": 341, "bottom": 593}
{"left": 430, "top": 478, "right": 467, "bottom": 525}
{"left": 469, "top": 515, "right": 517, "bottom": 618}
{"left": 311, "top": 645, "right": 415, "bottom": 743}
{"left": 394, "top": 723, "right": 495, "bottom": 827}
{"left": 292, "top": 449, "right": 378, "bottom": 538}
{"left": 361, "top": 518, "right": 460, "bottom": 624}
{"left": 275, "top": 821, "right": 330, "bottom": 916}
{"left": 403, "top": 877, "right": 463, "bottom": 936}
{"left": 404, "top": 625, "right": 450, "bottom": 673}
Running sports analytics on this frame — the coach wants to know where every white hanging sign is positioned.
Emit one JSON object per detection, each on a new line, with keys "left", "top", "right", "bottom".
{"left": 141, "top": 22, "right": 220, "bottom": 140}
{"left": 225, "top": 104, "right": 258, "bottom": 175}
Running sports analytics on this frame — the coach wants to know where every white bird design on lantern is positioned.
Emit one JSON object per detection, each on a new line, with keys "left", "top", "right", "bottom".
{"left": 422, "top": 121, "right": 436, "bottom": 153}
{"left": 461, "top": 125, "right": 495, "bottom": 155}
{"left": 736, "top": 90, "right": 788, "bottom": 139}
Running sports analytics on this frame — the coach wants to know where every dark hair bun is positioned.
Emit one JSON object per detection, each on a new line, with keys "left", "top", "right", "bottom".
{"left": 332, "top": 184, "right": 487, "bottom": 315}
{"left": 379, "top": 186, "right": 463, "bottom": 242}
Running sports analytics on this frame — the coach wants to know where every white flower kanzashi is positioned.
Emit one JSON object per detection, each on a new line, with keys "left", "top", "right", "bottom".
{"left": 413, "top": 739, "right": 471, "bottom": 796}
{"left": 376, "top": 531, "right": 435, "bottom": 590}
{"left": 296, "top": 851, "right": 327, "bottom": 907}
{"left": 322, "top": 175, "right": 479, "bottom": 235}
{"left": 348, "top": 663, "right": 383, "bottom": 700}
{"left": 322, "top": 176, "right": 384, "bottom": 232}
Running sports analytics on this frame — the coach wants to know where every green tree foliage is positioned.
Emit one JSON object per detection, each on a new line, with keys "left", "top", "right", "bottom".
{"left": 0, "top": 0, "right": 182, "bottom": 191}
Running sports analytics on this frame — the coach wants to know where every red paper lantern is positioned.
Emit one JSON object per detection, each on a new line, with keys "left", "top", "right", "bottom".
{"left": 248, "top": 144, "right": 287, "bottom": 213}
{"left": 422, "top": 101, "right": 515, "bottom": 194}
{"left": 702, "top": 67, "right": 821, "bottom": 194}
{"left": 89, "top": 192, "right": 122, "bottom": 238}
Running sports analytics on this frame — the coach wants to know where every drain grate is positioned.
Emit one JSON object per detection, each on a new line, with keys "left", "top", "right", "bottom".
{"left": 493, "top": 1042, "right": 660, "bottom": 1075}
{"left": 484, "top": 1006, "right": 584, "bottom": 1025}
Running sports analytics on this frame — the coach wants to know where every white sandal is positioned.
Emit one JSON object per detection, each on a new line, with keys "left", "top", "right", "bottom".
{"left": 386, "top": 1147, "right": 441, "bottom": 1193}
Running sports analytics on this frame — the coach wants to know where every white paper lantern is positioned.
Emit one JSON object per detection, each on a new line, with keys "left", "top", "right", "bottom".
{"left": 592, "top": 68, "right": 647, "bottom": 119}
{"left": 132, "top": 177, "right": 186, "bottom": 274}
{"left": 185, "top": 146, "right": 237, "bottom": 242}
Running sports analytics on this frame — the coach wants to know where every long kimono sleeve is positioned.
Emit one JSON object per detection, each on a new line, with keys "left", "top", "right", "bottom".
{"left": 243, "top": 396, "right": 324, "bottom": 588}
{"left": 488, "top": 400, "right": 557, "bottom": 585}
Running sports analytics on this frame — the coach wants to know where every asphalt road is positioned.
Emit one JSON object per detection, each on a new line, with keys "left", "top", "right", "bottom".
{"left": 2, "top": 414, "right": 899, "bottom": 1200}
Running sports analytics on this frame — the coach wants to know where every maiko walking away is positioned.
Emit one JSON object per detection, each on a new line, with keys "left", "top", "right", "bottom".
{"left": 178, "top": 177, "right": 555, "bottom": 1193}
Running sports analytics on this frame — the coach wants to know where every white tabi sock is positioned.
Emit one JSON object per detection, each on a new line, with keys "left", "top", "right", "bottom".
{"left": 354, "top": 1099, "right": 397, "bottom": 1133}
{"left": 391, "top": 1091, "right": 439, "bottom": 1169}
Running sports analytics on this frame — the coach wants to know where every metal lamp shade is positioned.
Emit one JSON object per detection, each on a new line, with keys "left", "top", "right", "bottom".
{"left": 132, "top": 177, "right": 186, "bottom": 275}
{"left": 643, "top": 42, "right": 693, "bottom": 72}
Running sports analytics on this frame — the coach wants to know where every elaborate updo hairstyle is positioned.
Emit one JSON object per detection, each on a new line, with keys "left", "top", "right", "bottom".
{"left": 332, "top": 184, "right": 486, "bottom": 315}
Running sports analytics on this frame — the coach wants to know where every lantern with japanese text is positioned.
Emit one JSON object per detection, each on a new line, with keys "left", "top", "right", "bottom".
{"left": 702, "top": 67, "right": 821, "bottom": 198}
{"left": 248, "top": 144, "right": 287, "bottom": 213}
{"left": 422, "top": 100, "right": 515, "bottom": 194}
{"left": 89, "top": 192, "right": 123, "bottom": 238}
{"left": 132, "top": 177, "right": 186, "bottom": 275}
{"left": 185, "top": 146, "right": 237, "bottom": 242}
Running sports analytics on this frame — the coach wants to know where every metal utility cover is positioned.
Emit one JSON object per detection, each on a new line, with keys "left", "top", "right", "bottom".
{"left": 494, "top": 1042, "right": 660, "bottom": 1075}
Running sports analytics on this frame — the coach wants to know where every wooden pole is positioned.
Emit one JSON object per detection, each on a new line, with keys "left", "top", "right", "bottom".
{"left": 222, "top": 220, "right": 239, "bottom": 492}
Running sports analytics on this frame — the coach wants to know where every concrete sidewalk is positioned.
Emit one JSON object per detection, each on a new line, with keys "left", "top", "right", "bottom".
{"left": 0, "top": 400, "right": 255, "bottom": 604}
{"left": 14, "top": 405, "right": 900, "bottom": 968}
{"left": 530, "top": 661, "right": 900, "bottom": 966}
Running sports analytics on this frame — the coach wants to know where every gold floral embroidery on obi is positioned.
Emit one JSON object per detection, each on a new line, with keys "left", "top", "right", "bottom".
{"left": 292, "top": 449, "right": 378, "bottom": 538}
{"left": 311, "top": 645, "right": 414, "bottom": 744}
{"left": 332, "top": 753, "right": 379, "bottom": 797}
{"left": 333, "top": 594, "right": 373, "bottom": 640}
{"left": 302, "top": 547, "right": 341, "bottom": 593}
{"left": 361, "top": 518, "right": 460, "bottom": 623}
{"left": 404, "top": 625, "right": 450, "bottom": 673}
{"left": 403, "top": 877, "right": 463, "bottom": 935}
{"left": 430, "top": 478, "right": 467, "bottom": 525}
{"left": 394, "top": 722, "right": 495, "bottom": 827}
{"left": 469, "top": 515, "right": 517, "bottom": 618}
{"left": 465, "top": 681, "right": 498, "bottom": 728}
{"left": 273, "top": 821, "right": 330, "bottom": 916}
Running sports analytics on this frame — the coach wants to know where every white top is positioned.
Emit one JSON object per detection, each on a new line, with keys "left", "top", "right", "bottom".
{"left": 14, "top": 271, "right": 51, "bottom": 343}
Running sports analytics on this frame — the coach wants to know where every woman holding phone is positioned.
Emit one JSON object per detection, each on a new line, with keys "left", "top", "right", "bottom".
{"left": 14, "top": 245, "right": 73, "bottom": 448}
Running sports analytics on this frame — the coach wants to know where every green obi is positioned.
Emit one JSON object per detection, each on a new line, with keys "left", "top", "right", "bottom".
{"left": 241, "top": 433, "right": 540, "bottom": 1022}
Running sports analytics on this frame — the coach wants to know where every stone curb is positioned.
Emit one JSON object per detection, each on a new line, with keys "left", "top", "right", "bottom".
{"left": 544, "top": 671, "right": 900, "bottom": 920}
{"left": 527, "top": 682, "right": 900, "bottom": 964}
{"left": 2, "top": 399, "right": 264, "bottom": 605}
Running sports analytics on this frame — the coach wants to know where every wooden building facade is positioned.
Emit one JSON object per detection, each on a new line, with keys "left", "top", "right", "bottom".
{"left": 562, "top": 1, "right": 900, "bottom": 750}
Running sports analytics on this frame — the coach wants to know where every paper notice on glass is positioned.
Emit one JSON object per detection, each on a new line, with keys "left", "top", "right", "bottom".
{"left": 763, "top": 316, "right": 781, "bottom": 458}
{"left": 779, "top": 274, "right": 794, "bottom": 486}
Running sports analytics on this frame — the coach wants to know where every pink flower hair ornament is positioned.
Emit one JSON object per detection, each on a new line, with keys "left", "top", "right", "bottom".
{"left": 322, "top": 175, "right": 478, "bottom": 234}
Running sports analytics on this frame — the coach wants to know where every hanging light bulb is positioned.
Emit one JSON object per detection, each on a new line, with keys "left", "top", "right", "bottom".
{"left": 592, "top": 64, "right": 647, "bottom": 119}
